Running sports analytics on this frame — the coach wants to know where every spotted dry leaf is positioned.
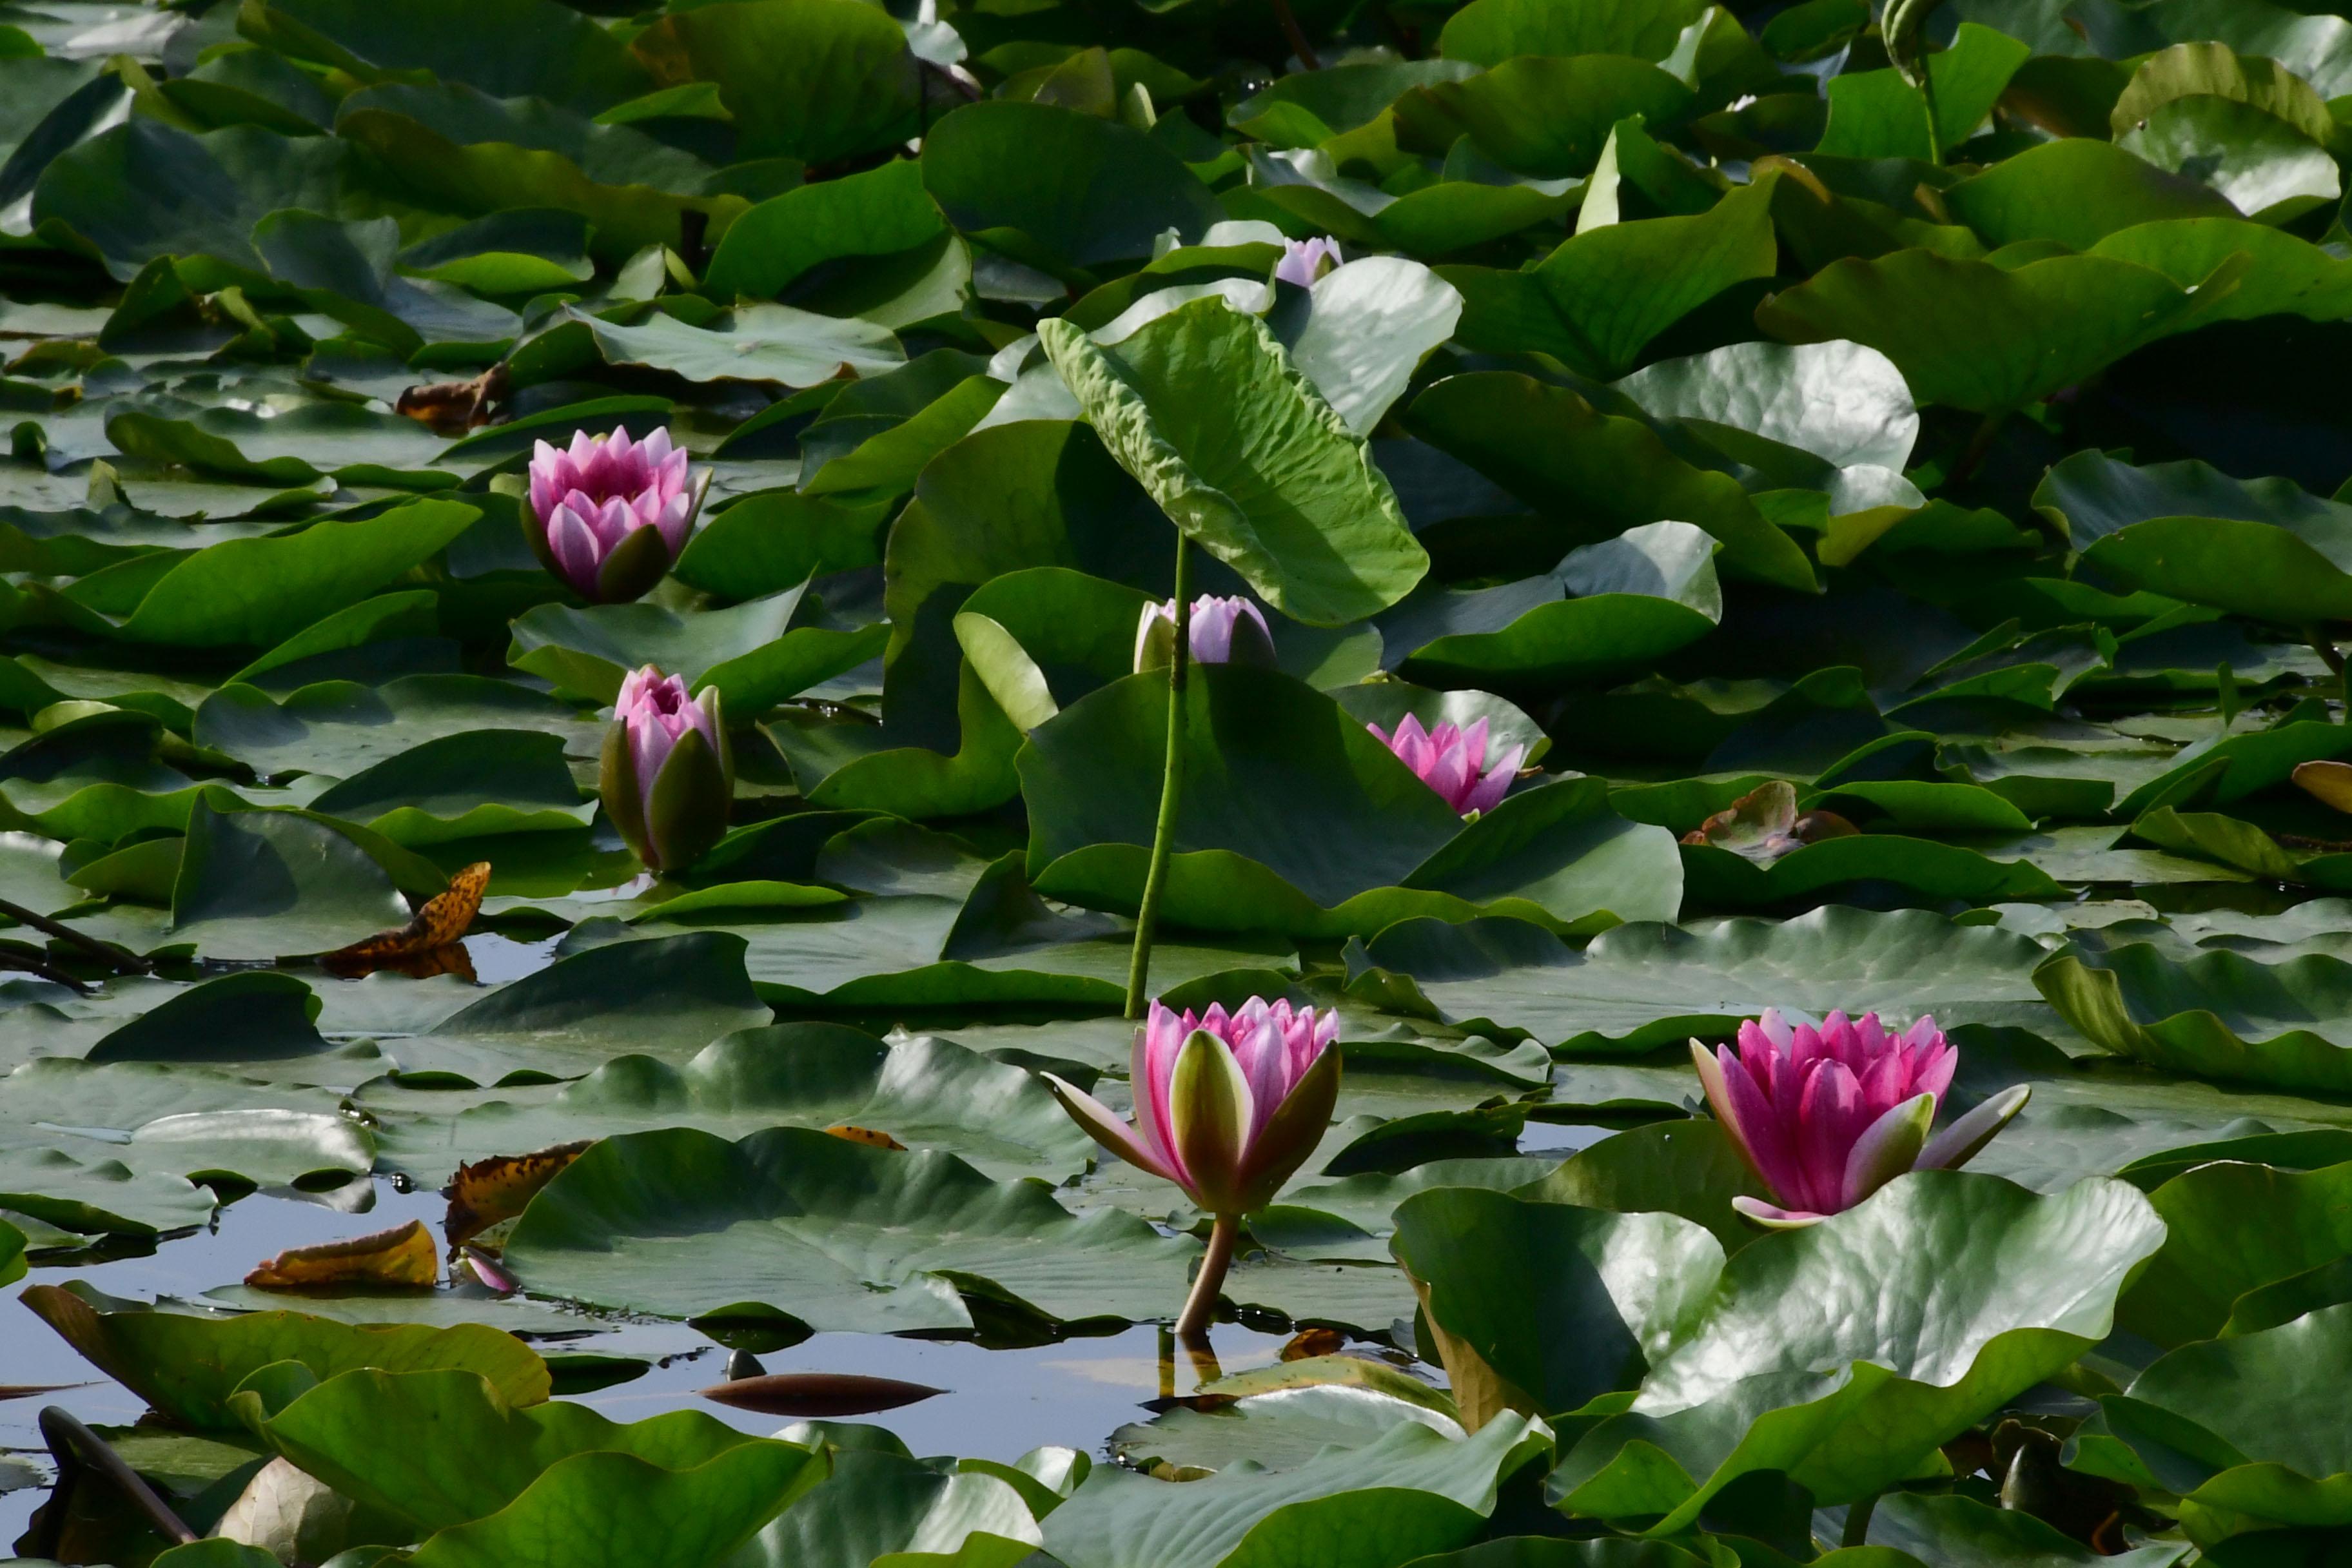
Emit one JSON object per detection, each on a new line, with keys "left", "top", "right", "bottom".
{"left": 444, "top": 1141, "right": 593, "bottom": 1250}
{"left": 320, "top": 862, "right": 489, "bottom": 974}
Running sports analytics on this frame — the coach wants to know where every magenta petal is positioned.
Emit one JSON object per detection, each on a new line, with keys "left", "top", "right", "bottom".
{"left": 548, "top": 506, "right": 606, "bottom": 596}
{"left": 1718, "top": 1049, "right": 1808, "bottom": 1207}
{"left": 1793, "top": 1061, "right": 1867, "bottom": 1215}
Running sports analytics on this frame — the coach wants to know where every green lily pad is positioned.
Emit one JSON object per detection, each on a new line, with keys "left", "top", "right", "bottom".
{"left": 375, "top": 1024, "right": 1094, "bottom": 1183}
{"left": 255, "top": 1366, "right": 796, "bottom": 1534}
{"left": 507, "top": 581, "right": 888, "bottom": 708}
{"left": 21, "top": 1280, "right": 551, "bottom": 1429}
{"left": 503, "top": 1125, "right": 1202, "bottom": 1333}
{"left": 1552, "top": 1173, "right": 2164, "bottom": 1529}
{"left": 1021, "top": 667, "right": 1682, "bottom": 939}
{"left": 1352, "top": 906, "right": 2050, "bottom": 1050}
{"left": 1041, "top": 1412, "right": 1553, "bottom": 1568}
{"left": 1040, "top": 295, "right": 1427, "bottom": 627}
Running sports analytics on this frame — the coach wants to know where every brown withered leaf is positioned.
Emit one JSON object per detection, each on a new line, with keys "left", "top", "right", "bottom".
{"left": 824, "top": 1124, "right": 905, "bottom": 1151}
{"left": 444, "top": 1141, "right": 592, "bottom": 1250}
{"left": 0, "top": 1382, "right": 92, "bottom": 1402}
{"left": 320, "top": 862, "right": 488, "bottom": 977}
{"left": 248, "top": 1219, "right": 439, "bottom": 1290}
{"left": 698, "top": 1373, "right": 943, "bottom": 1418}
{"left": 394, "top": 363, "right": 509, "bottom": 433}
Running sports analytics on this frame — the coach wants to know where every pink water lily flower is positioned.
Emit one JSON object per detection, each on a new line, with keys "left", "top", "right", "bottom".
{"left": 527, "top": 425, "right": 708, "bottom": 602}
{"left": 1133, "top": 594, "right": 1276, "bottom": 671}
{"left": 1692, "top": 1008, "right": 2031, "bottom": 1229}
{"left": 600, "top": 665, "right": 732, "bottom": 874}
{"left": 1275, "top": 237, "right": 1343, "bottom": 287}
{"left": 1369, "top": 714, "right": 1524, "bottom": 818}
{"left": 1046, "top": 999, "right": 1342, "bottom": 1336}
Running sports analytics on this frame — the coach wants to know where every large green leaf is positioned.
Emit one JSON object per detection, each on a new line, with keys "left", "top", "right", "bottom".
{"left": 1392, "top": 57, "right": 1692, "bottom": 179}
{"left": 1406, "top": 372, "right": 1816, "bottom": 592}
{"left": 502, "top": 1126, "right": 1200, "bottom": 1332}
{"left": 1814, "top": 23, "right": 2032, "bottom": 162}
{"left": 630, "top": 0, "right": 919, "bottom": 164}
{"left": 1384, "top": 520, "right": 1722, "bottom": 690}
{"left": 406, "top": 1444, "right": 821, "bottom": 1568}
{"left": 1021, "top": 667, "right": 1681, "bottom": 938}
{"left": 1393, "top": 1190, "right": 1725, "bottom": 1416}
{"left": 2036, "top": 939, "right": 2352, "bottom": 1093}
{"left": 255, "top": 1367, "right": 791, "bottom": 1533}
{"left": 376, "top": 1025, "right": 1094, "bottom": 1183}
{"left": 239, "top": 0, "right": 651, "bottom": 112}
{"left": 30, "top": 120, "right": 360, "bottom": 279}
{"left": 1039, "top": 297, "right": 1427, "bottom": 626}
{"left": 1943, "top": 137, "right": 2238, "bottom": 251}
{"left": 2096, "top": 1302, "right": 2352, "bottom": 1534}
{"left": 1438, "top": 181, "right": 1779, "bottom": 382}
{"left": 2119, "top": 1159, "right": 2352, "bottom": 1345}
{"left": 1438, "top": 0, "right": 1710, "bottom": 64}
{"left": 166, "top": 799, "right": 411, "bottom": 960}
{"left": 1352, "top": 906, "right": 2050, "bottom": 1050}
{"left": 1757, "top": 250, "right": 2213, "bottom": 413}
{"left": 1551, "top": 1173, "right": 2164, "bottom": 1529}
{"left": 507, "top": 581, "right": 887, "bottom": 707}
{"left": 730, "top": 1448, "right": 1044, "bottom": 1568}
{"left": 303, "top": 729, "right": 594, "bottom": 847}
{"left": 922, "top": 101, "right": 1222, "bottom": 271}
{"left": 101, "top": 499, "right": 476, "bottom": 648}
{"left": 395, "top": 933, "right": 771, "bottom": 1085}
{"left": 21, "top": 1282, "right": 550, "bottom": 1429}
{"left": 705, "top": 159, "right": 946, "bottom": 303}
{"left": 1041, "top": 1413, "right": 1553, "bottom": 1568}
{"left": 0, "top": 1057, "right": 368, "bottom": 1189}
{"left": 574, "top": 303, "right": 904, "bottom": 388}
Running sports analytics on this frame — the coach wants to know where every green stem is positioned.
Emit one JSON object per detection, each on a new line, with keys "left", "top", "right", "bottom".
{"left": 1948, "top": 407, "right": 2006, "bottom": 489}
{"left": 1124, "top": 538, "right": 1191, "bottom": 1021}
{"left": 2308, "top": 629, "right": 2346, "bottom": 716}
{"left": 1175, "top": 1211, "right": 1238, "bottom": 1341}
{"left": 1841, "top": 1491, "right": 1881, "bottom": 1550}
{"left": 1268, "top": 0, "right": 1321, "bottom": 71}
{"left": 0, "top": 896, "right": 152, "bottom": 973}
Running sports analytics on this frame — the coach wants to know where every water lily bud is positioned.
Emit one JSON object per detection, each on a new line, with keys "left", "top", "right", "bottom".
{"left": 1690, "top": 1008, "right": 2032, "bottom": 1229}
{"left": 1369, "top": 714, "right": 1524, "bottom": 818}
{"left": 1273, "top": 237, "right": 1343, "bottom": 288}
{"left": 1043, "top": 998, "right": 1340, "bottom": 1215}
{"left": 1133, "top": 594, "right": 1277, "bottom": 672}
{"left": 600, "top": 665, "right": 733, "bottom": 874}
{"left": 525, "top": 425, "right": 708, "bottom": 603}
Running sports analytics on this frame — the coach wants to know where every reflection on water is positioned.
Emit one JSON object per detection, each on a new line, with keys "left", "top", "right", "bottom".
{"left": 1, "top": 1177, "right": 1300, "bottom": 1545}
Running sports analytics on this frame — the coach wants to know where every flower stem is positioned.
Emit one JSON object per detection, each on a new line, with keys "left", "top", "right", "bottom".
{"left": 1124, "top": 536, "right": 1191, "bottom": 1021}
{"left": 1268, "top": 0, "right": 1321, "bottom": 71}
{"left": 1176, "top": 1210, "right": 1237, "bottom": 1341}
{"left": 0, "top": 896, "right": 152, "bottom": 974}
{"left": 1841, "top": 1491, "right": 1881, "bottom": 1549}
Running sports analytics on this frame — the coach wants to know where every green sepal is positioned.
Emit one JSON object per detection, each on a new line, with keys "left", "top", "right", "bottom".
{"left": 594, "top": 523, "right": 676, "bottom": 604}
{"left": 1234, "top": 1043, "right": 1340, "bottom": 1211}
{"left": 600, "top": 717, "right": 652, "bottom": 868}
{"left": 1134, "top": 611, "right": 1177, "bottom": 673}
{"left": 645, "top": 706, "right": 734, "bottom": 874}
{"left": 1168, "top": 1028, "right": 1253, "bottom": 1214}
{"left": 1225, "top": 609, "right": 1279, "bottom": 669}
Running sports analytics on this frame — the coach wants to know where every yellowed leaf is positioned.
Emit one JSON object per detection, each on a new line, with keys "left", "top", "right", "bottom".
{"left": 248, "top": 1219, "right": 439, "bottom": 1289}
{"left": 2295, "top": 760, "right": 2352, "bottom": 815}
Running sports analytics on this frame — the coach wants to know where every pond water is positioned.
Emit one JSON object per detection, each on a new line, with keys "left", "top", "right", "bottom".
{"left": 1, "top": 1168, "right": 1389, "bottom": 1546}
